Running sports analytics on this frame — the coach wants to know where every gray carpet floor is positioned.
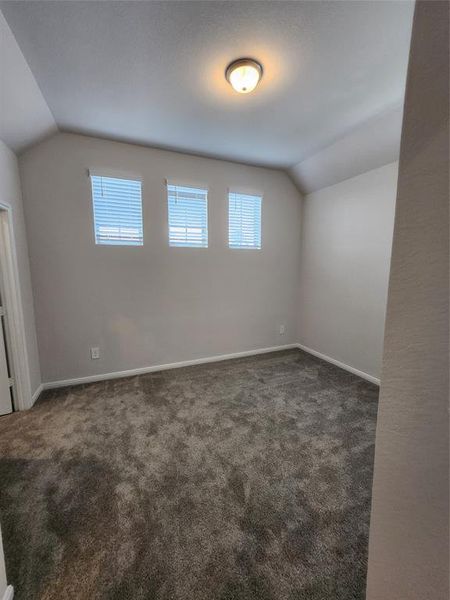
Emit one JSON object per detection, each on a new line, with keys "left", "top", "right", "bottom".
{"left": 0, "top": 349, "right": 378, "bottom": 600}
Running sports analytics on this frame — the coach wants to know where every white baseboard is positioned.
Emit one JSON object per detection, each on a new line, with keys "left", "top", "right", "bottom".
{"left": 31, "top": 383, "right": 44, "bottom": 406}
{"left": 2, "top": 585, "right": 14, "bottom": 600}
{"left": 296, "top": 343, "right": 380, "bottom": 385}
{"left": 42, "top": 344, "right": 299, "bottom": 390}
{"left": 41, "top": 342, "right": 379, "bottom": 392}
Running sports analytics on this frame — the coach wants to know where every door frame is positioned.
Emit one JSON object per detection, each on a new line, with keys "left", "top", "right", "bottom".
{"left": 0, "top": 202, "right": 32, "bottom": 411}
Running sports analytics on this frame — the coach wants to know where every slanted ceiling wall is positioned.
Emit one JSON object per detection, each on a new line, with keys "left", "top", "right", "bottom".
{"left": 0, "top": 10, "right": 56, "bottom": 153}
{"left": 1, "top": 2, "right": 402, "bottom": 390}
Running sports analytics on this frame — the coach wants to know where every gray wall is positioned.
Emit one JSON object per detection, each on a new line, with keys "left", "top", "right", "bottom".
{"left": 297, "top": 162, "right": 398, "bottom": 380}
{"left": 366, "top": 2, "right": 449, "bottom": 599}
{"left": 0, "top": 139, "right": 41, "bottom": 396}
{"left": 20, "top": 133, "right": 302, "bottom": 383}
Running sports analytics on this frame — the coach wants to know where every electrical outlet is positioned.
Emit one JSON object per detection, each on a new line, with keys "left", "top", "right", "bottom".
{"left": 279, "top": 324, "right": 286, "bottom": 335}
{"left": 90, "top": 347, "right": 100, "bottom": 360}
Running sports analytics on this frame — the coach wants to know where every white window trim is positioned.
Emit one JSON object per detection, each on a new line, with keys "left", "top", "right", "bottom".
{"left": 90, "top": 172, "right": 144, "bottom": 247}
{"left": 228, "top": 186, "right": 263, "bottom": 197}
{"left": 165, "top": 178, "right": 208, "bottom": 191}
{"left": 166, "top": 181, "right": 209, "bottom": 248}
{"left": 228, "top": 189, "right": 263, "bottom": 250}
{"left": 89, "top": 168, "right": 143, "bottom": 182}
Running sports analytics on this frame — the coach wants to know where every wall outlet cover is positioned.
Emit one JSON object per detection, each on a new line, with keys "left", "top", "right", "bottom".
{"left": 90, "top": 347, "right": 100, "bottom": 360}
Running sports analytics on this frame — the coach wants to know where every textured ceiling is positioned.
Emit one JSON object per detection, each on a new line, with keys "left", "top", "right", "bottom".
{"left": 1, "top": 0, "right": 414, "bottom": 168}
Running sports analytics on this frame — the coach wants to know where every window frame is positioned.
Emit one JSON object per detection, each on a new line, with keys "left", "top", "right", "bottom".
{"left": 228, "top": 189, "right": 262, "bottom": 250}
{"left": 89, "top": 170, "right": 144, "bottom": 247}
{"left": 166, "top": 181, "right": 209, "bottom": 248}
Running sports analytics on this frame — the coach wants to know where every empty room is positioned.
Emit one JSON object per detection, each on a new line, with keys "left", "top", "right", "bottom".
{"left": 0, "top": 1, "right": 448, "bottom": 599}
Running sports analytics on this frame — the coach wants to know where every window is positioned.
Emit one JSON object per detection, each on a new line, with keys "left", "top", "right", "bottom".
{"left": 167, "top": 183, "right": 208, "bottom": 247}
{"left": 228, "top": 191, "right": 262, "bottom": 249}
{"left": 90, "top": 174, "right": 143, "bottom": 246}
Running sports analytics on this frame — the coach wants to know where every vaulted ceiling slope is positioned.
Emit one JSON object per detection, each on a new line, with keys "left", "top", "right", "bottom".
{"left": 1, "top": 0, "right": 414, "bottom": 180}
{"left": 289, "top": 105, "right": 404, "bottom": 194}
{"left": 0, "top": 10, "right": 56, "bottom": 153}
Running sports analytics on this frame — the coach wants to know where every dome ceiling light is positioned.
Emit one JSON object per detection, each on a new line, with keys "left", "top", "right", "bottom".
{"left": 225, "top": 58, "right": 263, "bottom": 94}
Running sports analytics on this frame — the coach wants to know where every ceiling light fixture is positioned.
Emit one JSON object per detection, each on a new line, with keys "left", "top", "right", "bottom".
{"left": 225, "top": 58, "right": 263, "bottom": 94}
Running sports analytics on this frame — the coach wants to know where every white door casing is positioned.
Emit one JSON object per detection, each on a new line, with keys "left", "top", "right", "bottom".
{"left": 0, "top": 302, "right": 12, "bottom": 415}
{"left": 0, "top": 204, "right": 33, "bottom": 410}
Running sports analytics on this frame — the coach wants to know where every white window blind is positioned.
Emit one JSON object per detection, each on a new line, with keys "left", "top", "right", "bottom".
{"left": 229, "top": 192, "right": 262, "bottom": 249}
{"left": 90, "top": 175, "right": 143, "bottom": 246}
{"left": 167, "top": 184, "right": 208, "bottom": 247}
